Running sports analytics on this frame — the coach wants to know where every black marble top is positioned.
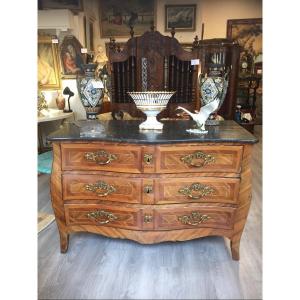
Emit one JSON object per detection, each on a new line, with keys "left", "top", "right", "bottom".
{"left": 47, "top": 120, "right": 258, "bottom": 144}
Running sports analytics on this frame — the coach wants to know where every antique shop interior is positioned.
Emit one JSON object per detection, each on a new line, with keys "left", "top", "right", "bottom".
{"left": 38, "top": 0, "right": 262, "bottom": 299}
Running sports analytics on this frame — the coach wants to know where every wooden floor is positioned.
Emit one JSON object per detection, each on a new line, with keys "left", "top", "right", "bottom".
{"left": 38, "top": 126, "right": 262, "bottom": 300}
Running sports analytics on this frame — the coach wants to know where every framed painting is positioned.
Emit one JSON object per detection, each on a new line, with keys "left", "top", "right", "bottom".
{"left": 227, "top": 18, "right": 262, "bottom": 71}
{"left": 39, "top": 0, "right": 83, "bottom": 11}
{"left": 60, "top": 35, "right": 85, "bottom": 77}
{"left": 84, "top": 16, "right": 95, "bottom": 52}
{"left": 165, "top": 4, "right": 196, "bottom": 32}
{"left": 38, "top": 35, "right": 61, "bottom": 90}
{"left": 99, "top": 0, "right": 155, "bottom": 38}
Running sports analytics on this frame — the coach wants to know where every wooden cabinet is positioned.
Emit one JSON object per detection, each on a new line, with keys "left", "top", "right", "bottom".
{"left": 236, "top": 75, "right": 262, "bottom": 133}
{"left": 49, "top": 120, "right": 257, "bottom": 260}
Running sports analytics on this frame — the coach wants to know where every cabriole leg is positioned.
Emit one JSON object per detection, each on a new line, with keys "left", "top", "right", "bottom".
{"left": 59, "top": 231, "right": 69, "bottom": 253}
{"left": 230, "top": 239, "right": 240, "bottom": 261}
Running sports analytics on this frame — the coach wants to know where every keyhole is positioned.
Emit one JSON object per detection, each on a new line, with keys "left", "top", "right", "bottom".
{"left": 144, "top": 154, "right": 153, "bottom": 165}
{"left": 144, "top": 185, "right": 153, "bottom": 194}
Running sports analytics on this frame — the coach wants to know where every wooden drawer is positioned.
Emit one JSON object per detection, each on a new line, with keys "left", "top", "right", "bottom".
{"left": 155, "top": 177, "right": 240, "bottom": 205}
{"left": 63, "top": 174, "right": 142, "bottom": 203}
{"left": 61, "top": 143, "right": 142, "bottom": 173}
{"left": 65, "top": 203, "right": 142, "bottom": 230}
{"left": 156, "top": 145, "right": 243, "bottom": 173}
{"left": 154, "top": 205, "right": 235, "bottom": 230}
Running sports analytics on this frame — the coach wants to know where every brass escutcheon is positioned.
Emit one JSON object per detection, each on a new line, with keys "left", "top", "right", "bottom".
{"left": 144, "top": 185, "right": 153, "bottom": 194}
{"left": 180, "top": 151, "right": 215, "bottom": 168}
{"left": 178, "top": 211, "right": 211, "bottom": 226}
{"left": 87, "top": 210, "right": 118, "bottom": 224}
{"left": 144, "top": 215, "right": 153, "bottom": 223}
{"left": 84, "top": 150, "right": 117, "bottom": 165}
{"left": 178, "top": 183, "right": 215, "bottom": 199}
{"left": 143, "top": 153, "right": 153, "bottom": 165}
{"left": 85, "top": 181, "right": 116, "bottom": 197}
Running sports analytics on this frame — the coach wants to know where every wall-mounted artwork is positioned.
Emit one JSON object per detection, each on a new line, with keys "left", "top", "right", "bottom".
{"left": 39, "top": 0, "right": 83, "bottom": 11}
{"left": 99, "top": 0, "right": 155, "bottom": 38}
{"left": 165, "top": 4, "right": 196, "bottom": 32}
{"left": 60, "top": 35, "right": 84, "bottom": 77}
{"left": 227, "top": 18, "right": 262, "bottom": 72}
{"left": 38, "top": 35, "right": 61, "bottom": 90}
{"left": 84, "top": 16, "right": 95, "bottom": 51}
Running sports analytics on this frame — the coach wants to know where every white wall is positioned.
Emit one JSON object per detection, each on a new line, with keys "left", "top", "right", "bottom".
{"left": 38, "top": 0, "right": 263, "bottom": 55}
{"left": 200, "top": 0, "right": 262, "bottom": 39}
{"left": 95, "top": 0, "right": 262, "bottom": 46}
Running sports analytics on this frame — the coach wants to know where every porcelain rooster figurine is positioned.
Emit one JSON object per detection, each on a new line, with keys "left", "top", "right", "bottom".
{"left": 177, "top": 98, "right": 220, "bottom": 133}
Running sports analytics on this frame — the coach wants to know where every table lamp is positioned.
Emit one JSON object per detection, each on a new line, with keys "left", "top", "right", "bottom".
{"left": 63, "top": 87, "right": 74, "bottom": 113}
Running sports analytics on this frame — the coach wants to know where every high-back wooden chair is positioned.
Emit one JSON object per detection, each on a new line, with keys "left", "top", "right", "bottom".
{"left": 107, "top": 28, "right": 240, "bottom": 120}
{"left": 107, "top": 27, "right": 199, "bottom": 119}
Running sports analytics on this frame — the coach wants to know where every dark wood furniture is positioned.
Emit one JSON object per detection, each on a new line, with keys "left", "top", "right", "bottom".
{"left": 236, "top": 75, "right": 262, "bottom": 133}
{"left": 48, "top": 120, "right": 257, "bottom": 260}
{"left": 106, "top": 30, "right": 240, "bottom": 121}
{"left": 107, "top": 28, "right": 199, "bottom": 119}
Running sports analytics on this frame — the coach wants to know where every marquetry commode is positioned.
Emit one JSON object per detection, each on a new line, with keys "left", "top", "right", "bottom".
{"left": 47, "top": 120, "right": 258, "bottom": 260}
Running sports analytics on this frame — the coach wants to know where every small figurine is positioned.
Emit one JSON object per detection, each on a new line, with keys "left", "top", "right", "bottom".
{"left": 55, "top": 91, "right": 65, "bottom": 110}
{"left": 38, "top": 92, "right": 48, "bottom": 116}
{"left": 177, "top": 98, "right": 220, "bottom": 134}
{"left": 93, "top": 45, "right": 108, "bottom": 78}
{"left": 93, "top": 45, "right": 111, "bottom": 102}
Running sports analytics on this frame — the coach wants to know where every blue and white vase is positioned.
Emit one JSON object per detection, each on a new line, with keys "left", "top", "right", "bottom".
{"left": 77, "top": 63, "right": 104, "bottom": 120}
{"left": 199, "top": 73, "right": 229, "bottom": 118}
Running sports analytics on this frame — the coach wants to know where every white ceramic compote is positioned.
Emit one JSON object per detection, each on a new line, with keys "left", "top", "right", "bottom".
{"left": 128, "top": 91, "right": 175, "bottom": 130}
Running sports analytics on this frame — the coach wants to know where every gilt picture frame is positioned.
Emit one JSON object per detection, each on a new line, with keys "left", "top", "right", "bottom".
{"left": 38, "top": 35, "right": 61, "bottom": 90}
{"left": 84, "top": 16, "right": 95, "bottom": 51}
{"left": 99, "top": 0, "right": 156, "bottom": 38}
{"left": 227, "top": 18, "right": 262, "bottom": 68}
{"left": 165, "top": 4, "right": 196, "bottom": 32}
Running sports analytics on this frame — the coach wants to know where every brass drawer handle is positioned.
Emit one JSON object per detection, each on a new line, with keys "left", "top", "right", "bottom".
{"left": 144, "top": 215, "right": 153, "bottom": 223}
{"left": 144, "top": 153, "right": 153, "bottom": 165}
{"left": 180, "top": 151, "right": 215, "bottom": 168}
{"left": 178, "top": 183, "right": 215, "bottom": 199}
{"left": 178, "top": 211, "right": 211, "bottom": 226}
{"left": 87, "top": 210, "right": 118, "bottom": 224}
{"left": 84, "top": 150, "right": 117, "bottom": 165}
{"left": 85, "top": 181, "right": 116, "bottom": 197}
{"left": 144, "top": 185, "right": 153, "bottom": 194}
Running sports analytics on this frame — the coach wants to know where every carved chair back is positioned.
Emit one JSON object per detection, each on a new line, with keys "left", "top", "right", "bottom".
{"left": 108, "top": 29, "right": 199, "bottom": 118}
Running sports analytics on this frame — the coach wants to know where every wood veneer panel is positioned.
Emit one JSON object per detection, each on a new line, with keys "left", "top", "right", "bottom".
{"left": 61, "top": 143, "right": 142, "bottom": 173}
{"left": 154, "top": 206, "right": 235, "bottom": 231}
{"left": 63, "top": 174, "right": 142, "bottom": 204}
{"left": 155, "top": 177, "right": 240, "bottom": 205}
{"left": 65, "top": 203, "right": 142, "bottom": 230}
{"left": 67, "top": 225, "right": 233, "bottom": 244}
{"left": 156, "top": 145, "right": 243, "bottom": 173}
{"left": 230, "top": 144, "right": 253, "bottom": 260}
{"left": 50, "top": 143, "right": 69, "bottom": 252}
